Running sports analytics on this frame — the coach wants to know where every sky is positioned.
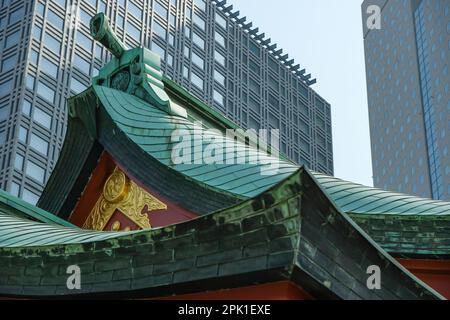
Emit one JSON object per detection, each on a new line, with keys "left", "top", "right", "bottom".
{"left": 228, "top": 0, "right": 373, "bottom": 186}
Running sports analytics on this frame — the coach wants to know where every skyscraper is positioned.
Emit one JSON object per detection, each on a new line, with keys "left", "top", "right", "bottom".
{"left": 362, "top": 0, "right": 450, "bottom": 200}
{"left": 0, "top": 0, "right": 333, "bottom": 205}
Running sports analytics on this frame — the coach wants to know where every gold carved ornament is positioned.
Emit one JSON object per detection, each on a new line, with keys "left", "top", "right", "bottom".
{"left": 83, "top": 167, "right": 167, "bottom": 231}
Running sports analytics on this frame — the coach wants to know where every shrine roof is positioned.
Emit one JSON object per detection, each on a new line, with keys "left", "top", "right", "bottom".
{"left": 2, "top": 167, "right": 450, "bottom": 258}
{"left": 0, "top": 168, "right": 443, "bottom": 299}
{"left": 0, "top": 12, "right": 448, "bottom": 300}
{"left": 93, "top": 84, "right": 298, "bottom": 199}
{"left": 92, "top": 82, "right": 450, "bottom": 216}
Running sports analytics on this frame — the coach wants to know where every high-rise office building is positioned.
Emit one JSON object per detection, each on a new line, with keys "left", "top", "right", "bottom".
{"left": 362, "top": 0, "right": 450, "bottom": 200}
{"left": 0, "top": 0, "right": 333, "bottom": 204}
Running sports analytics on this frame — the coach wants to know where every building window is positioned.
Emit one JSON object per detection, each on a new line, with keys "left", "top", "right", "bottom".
{"left": 169, "top": 13, "right": 176, "bottom": 26}
{"left": 44, "top": 33, "right": 61, "bottom": 54}
{"left": 215, "top": 32, "right": 225, "bottom": 48}
{"left": 152, "top": 41, "right": 165, "bottom": 59}
{"left": 193, "top": 13, "right": 205, "bottom": 31}
{"left": 30, "top": 49, "right": 39, "bottom": 65}
{"left": 98, "top": 1, "right": 106, "bottom": 13}
{"left": 186, "top": 5, "right": 192, "bottom": 19}
{"left": 37, "top": 81, "right": 56, "bottom": 103}
{"left": 1, "top": 55, "right": 16, "bottom": 72}
{"left": 30, "top": 133, "right": 49, "bottom": 156}
{"left": 215, "top": 50, "right": 225, "bottom": 66}
{"left": 268, "top": 57, "right": 278, "bottom": 73}
{"left": 268, "top": 113, "right": 279, "bottom": 128}
{"left": 73, "top": 54, "right": 91, "bottom": 75}
{"left": 76, "top": 31, "right": 93, "bottom": 52}
{"left": 10, "top": 182, "right": 20, "bottom": 197}
{"left": 185, "top": 25, "right": 191, "bottom": 38}
{"left": 36, "top": 3, "right": 45, "bottom": 16}
{"left": 128, "top": 1, "right": 143, "bottom": 19}
{"left": 54, "top": 0, "right": 66, "bottom": 8}
{"left": 26, "top": 74, "right": 35, "bottom": 90}
{"left": 33, "top": 107, "right": 52, "bottom": 129}
{"left": 167, "top": 53, "right": 173, "bottom": 67}
{"left": 5, "top": 30, "right": 20, "bottom": 48}
{"left": 40, "top": 57, "right": 58, "bottom": 79}
{"left": 0, "top": 106, "right": 8, "bottom": 121}
{"left": 47, "top": 9, "right": 64, "bottom": 29}
{"left": 26, "top": 160, "right": 45, "bottom": 183}
{"left": 14, "top": 154, "right": 24, "bottom": 171}
{"left": 194, "top": 0, "right": 206, "bottom": 11}
{"left": 168, "top": 33, "right": 175, "bottom": 46}
{"left": 249, "top": 97, "right": 260, "bottom": 114}
{"left": 22, "top": 188, "right": 39, "bottom": 205}
{"left": 214, "top": 70, "right": 225, "bottom": 86}
{"left": 268, "top": 75, "right": 278, "bottom": 91}
{"left": 126, "top": 21, "right": 141, "bottom": 40}
{"left": 9, "top": 4, "right": 24, "bottom": 20}
{"left": 154, "top": 1, "right": 168, "bottom": 19}
{"left": 192, "top": 51, "right": 204, "bottom": 70}
{"left": 249, "top": 41, "right": 260, "bottom": 57}
{"left": 0, "top": 79, "right": 13, "bottom": 96}
{"left": 18, "top": 126, "right": 28, "bottom": 143}
{"left": 70, "top": 78, "right": 87, "bottom": 94}
{"left": 216, "top": 13, "right": 227, "bottom": 30}
{"left": 249, "top": 59, "right": 260, "bottom": 75}
{"left": 33, "top": 25, "right": 42, "bottom": 40}
{"left": 299, "top": 84, "right": 308, "bottom": 99}
{"left": 249, "top": 77, "right": 260, "bottom": 93}
{"left": 95, "top": 44, "right": 103, "bottom": 59}
{"left": 116, "top": 14, "right": 124, "bottom": 28}
{"left": 80, "top": 8, "right": 91, "bottom": 26}
{"left": 193, "top": 32, "right": 205, "bottom": 50}
{"left": 213, "top": 90, "right": 224, "bottom": 106}
{"left": 153, "top": 21, "right": 167, "bottom": 40}
{"left": 191, "top": 72, "right": 204, "bottom": 90}
{"left": 22, "top": 100, "right": 32, "bottom": 117}
{"left": 249, "top": 116, "right": 259, "bottom": 130}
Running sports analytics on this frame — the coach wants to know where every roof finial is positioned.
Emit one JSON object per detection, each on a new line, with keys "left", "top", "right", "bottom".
{"left": 88, "top": 12, "right": 187, "bottom": 118}
{"left": 90, "top": 12, "right": 128, "bottom": 59}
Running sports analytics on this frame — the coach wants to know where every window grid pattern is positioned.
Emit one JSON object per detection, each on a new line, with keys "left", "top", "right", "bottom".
{"left": 0, "top": 0, "right": 333, "bottom": 203}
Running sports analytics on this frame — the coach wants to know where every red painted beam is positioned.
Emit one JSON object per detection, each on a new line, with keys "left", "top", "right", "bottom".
{"left": 398, "top": 259, "right": 450, "bottom": 299}
{"left": 156, "top": 281, "right": 314, "bottom": 300}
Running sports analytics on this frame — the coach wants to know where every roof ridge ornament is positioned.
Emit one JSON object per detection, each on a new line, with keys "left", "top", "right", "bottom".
{"left": 89, "top": 13, "right": 187, "bottom": 118}
{"left": 90, "top": 12, "right": 128, "bottom": 58}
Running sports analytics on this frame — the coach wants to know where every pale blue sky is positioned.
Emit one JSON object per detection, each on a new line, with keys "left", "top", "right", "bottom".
{"left": 229, "top": 0, "right": 373, "bottom": 186}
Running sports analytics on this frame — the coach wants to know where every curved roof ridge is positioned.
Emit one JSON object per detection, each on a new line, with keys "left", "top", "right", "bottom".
{"left": 0, "top": 189, "right": 75, "bottom": 227}
{"left": 311, "top": 171, "right": 450, "bottom": 216}
{"left": 94, "top": 85, "right": 299, "bottom": 199}
{"left": 0, "top": 211, "right": 128, "bottom": 247}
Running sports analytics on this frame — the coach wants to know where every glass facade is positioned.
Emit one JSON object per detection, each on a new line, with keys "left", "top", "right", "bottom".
{"left": 363, "top": 0, "right": 450, "bottom": 200}
{"left": 414, "top": 1, "right": 443, "bottom": 199}
{"left": 0, "top": 0, "right": 333, "bottom": 204}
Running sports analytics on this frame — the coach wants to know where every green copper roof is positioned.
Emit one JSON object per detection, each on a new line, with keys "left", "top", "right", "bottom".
{"left": 92, "top": 84, "right": 450, "bottom": 216}
{"left": 0, "top": 189, "right": 74, "bottom": 227}
{"left": 0, "top": 211, "right": 127, "bottom": 247}
{"left": 313, "top": 172, "right": 450, "bottom": 216}
{"left": 1, "top": 164, "right": 450, "bottom": 255}
{"left": 94, "top": 85, "right": 298, "bottom": 198}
